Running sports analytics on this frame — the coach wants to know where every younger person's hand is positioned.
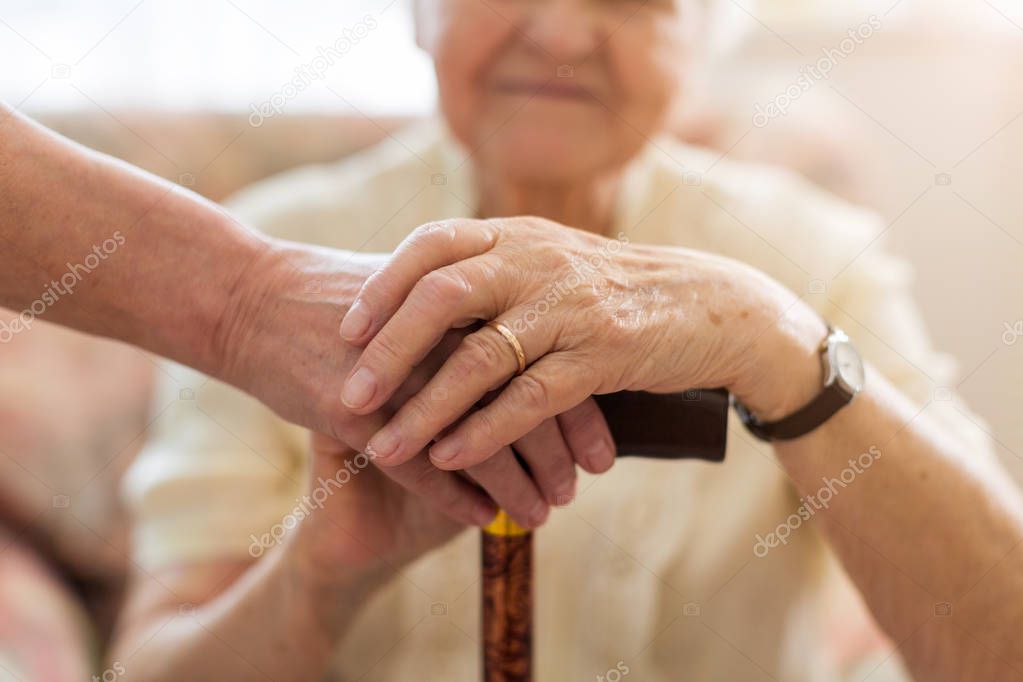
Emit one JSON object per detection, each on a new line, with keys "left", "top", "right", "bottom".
{"left": 223, "top": 242, "right": 613, "bottom": 529}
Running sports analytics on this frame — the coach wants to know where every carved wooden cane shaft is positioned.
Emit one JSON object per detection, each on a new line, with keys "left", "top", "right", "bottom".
{"left": 482, "top": 510, "right": 533, "bottom": 682}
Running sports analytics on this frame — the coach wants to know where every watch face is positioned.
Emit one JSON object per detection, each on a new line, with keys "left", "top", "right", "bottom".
{"left": 834, "top": 341, "right": 865, "bottom": 393}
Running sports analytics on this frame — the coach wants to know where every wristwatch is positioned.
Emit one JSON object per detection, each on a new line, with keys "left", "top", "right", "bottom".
{"left": 733, "top": 325, "right": 864, "bottom": 442}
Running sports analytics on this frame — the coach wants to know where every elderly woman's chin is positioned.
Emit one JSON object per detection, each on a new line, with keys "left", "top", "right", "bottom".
{"left": 442, "top": 93, "right": 639, "bottom": 183}
{"left": 475, "top": 120, "right": 634, "bottom": 183}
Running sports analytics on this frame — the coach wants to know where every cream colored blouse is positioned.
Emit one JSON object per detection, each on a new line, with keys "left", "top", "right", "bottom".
{"left": 124, "top": 120, "right": 991, "bottom": 682}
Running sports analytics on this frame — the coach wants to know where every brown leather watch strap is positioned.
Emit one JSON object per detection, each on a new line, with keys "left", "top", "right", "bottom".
{"left": 733, "top": 382, "right": 854, "bottom": 442}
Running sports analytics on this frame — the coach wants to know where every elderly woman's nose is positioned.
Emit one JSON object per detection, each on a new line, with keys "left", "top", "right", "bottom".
{"left": 521, "top": 0, "right": 602, "bottom": 61}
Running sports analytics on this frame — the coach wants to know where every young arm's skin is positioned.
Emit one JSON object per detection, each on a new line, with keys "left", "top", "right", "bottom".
{"left": 0, "top": 106, "right": 614, "bottom": 526}
{"left": 0, "top": 103, "right": 352, "bottom": 438}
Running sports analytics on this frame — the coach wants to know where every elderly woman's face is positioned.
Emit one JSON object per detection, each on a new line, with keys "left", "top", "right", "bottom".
{"left": 419, "top": 0, "right": 701, "bottom": 182}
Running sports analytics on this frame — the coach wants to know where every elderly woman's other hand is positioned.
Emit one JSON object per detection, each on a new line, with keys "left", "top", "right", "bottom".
{"left": 291, "top": 434, "right": 465, "bottom": 575}
{"left": 340, "top": 217, "right": 828, "bottom": 471}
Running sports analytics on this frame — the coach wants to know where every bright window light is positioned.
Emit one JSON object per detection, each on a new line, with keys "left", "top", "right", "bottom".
{"left": 0, "top": 0, "right": 436, "bottom": 114}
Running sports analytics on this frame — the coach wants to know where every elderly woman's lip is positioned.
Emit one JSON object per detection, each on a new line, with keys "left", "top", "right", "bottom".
{"left": 492, "top": 80, "right": 592, "bottom": 100}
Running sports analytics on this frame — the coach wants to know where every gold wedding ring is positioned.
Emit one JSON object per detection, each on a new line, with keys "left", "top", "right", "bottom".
{"left": 486, "top": 320, "right": 527, "bottom": 375}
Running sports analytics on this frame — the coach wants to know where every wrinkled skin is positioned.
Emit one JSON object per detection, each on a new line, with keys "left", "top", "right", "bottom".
{"left": 229, "top": 242, "right": 614, "bottom": 529}
{"left": 340, "top": 217, "right": 826, "bottom": 470}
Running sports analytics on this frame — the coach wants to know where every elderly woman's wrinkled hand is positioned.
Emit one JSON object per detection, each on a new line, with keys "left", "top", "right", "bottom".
{"left": 225, "top": 241, "right": 612, "bottom": 529}
{"left": 339, "top": 217, "right": 827, "bottom": 473}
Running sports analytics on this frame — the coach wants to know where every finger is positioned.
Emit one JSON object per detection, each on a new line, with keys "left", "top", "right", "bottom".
{"left": 374, "top": 450, "right": 497, "bottom": 527}
{"left": 339, "top": 219, "right": 500, "bottom": 344}
{"left": 315, "top": 431, "right": 495, "bottom": 527}
{"left": 340, "top": 256, "right": 503, "bottom": 414}
{"left": 318, "top": 389, "right": 496, "bottom": 527}
{"left": 556, "top": 397, "right": 616, "bottom": 474}
{"left": 367, "top": 311, "right": 555, "bottom": 467}
{"left": 465, "top": 447, "right": 549, "bottom": 529}
{"left": 512, "top": 417, "right": 577, "bottom": 506}
{"left": 387, "top": 329, "right": 467, "bottom": 405}
{"left": 429, "top": 355, "right": 597, "bottom": 470}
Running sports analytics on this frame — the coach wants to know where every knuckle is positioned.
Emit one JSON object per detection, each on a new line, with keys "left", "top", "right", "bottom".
{"left": 477, "top": 219, "right": 501, "bottom": 247}
{"left": 359, "top": 266, "right": 415, "bottom": 319}
{"left": 359, "top": 268, "right": 390, "bottom": 304}
{"left": 367, "top": 332, "right": 406, "bottom": 367}
{"left": 512, "top": 373, "right": 552, "bottom": 412}
{"left": 471, "top": 409, "right": 504, "bottom": 450}
{"left": 417, "top": 268, "right": 471, "bottom": 307}
{"left": 447, "top": 353, "right": 481, "bottom": 388}
{"left": 472, "top": 257, "right": 501, "bottom": 285}
{"left": 400, "top": 395, "right": 438, "bottom": 437}
{"left": 462, "top": 332, "right": 506, "bottom": 373}
{"left": 410, "top": 220, "right": 456, "bottom": 248}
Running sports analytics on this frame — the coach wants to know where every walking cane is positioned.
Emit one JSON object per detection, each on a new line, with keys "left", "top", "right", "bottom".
{"left": 481, "top": 510, "right": 533, "bottom": 682}
{"left": 480, "top": 389, "right": 730, "bottom": 682}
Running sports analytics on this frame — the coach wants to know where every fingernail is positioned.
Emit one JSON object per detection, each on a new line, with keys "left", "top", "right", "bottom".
{"left": 528, "top": 500, "right": 549, "bottom": 527}
{"left": 341, "top": 367, "right": 376, "bottom": 409}
{"left": 430, "top": 436, "right": 463, "bottom": 464}
{"left": 554, "top": 480, "right": 576, "bottom": 507}
{"left": 340, "top": 300, "right": 371, "bottom": 341}
{"left": 368, "top": 426, "right": 400, "bottom": 460}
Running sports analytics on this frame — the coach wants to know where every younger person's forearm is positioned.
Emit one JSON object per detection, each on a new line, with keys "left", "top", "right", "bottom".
{"left": 0, "top": 104, "right": 264, "bottom": 373}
